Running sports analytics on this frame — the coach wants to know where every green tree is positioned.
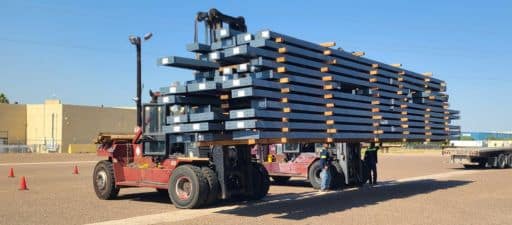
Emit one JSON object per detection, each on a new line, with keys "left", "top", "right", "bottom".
{"left": 0, "top": 93, "right": 9, "bottom": 104}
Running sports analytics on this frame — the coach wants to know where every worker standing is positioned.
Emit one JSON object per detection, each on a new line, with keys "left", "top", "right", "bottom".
{"left": 319, "top": 144, "right": 330, "bottom": 191}
{"left": 364, "top": 142, "right": 379, "bottom": 185}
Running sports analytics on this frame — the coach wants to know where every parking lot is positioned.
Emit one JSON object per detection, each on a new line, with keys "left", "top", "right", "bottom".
{"left": 1, "top": 153, "right": 511, "bottom": 225}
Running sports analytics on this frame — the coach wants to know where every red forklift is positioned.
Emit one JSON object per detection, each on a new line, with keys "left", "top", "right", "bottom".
{"left": 92, "top": 9, "right": 366, "bottom": 209}
{"left": 255, "top": 143, "right": 365, "bottom": 189}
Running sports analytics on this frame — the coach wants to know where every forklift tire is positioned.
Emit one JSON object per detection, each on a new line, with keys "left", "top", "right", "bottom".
{"left": 93, "top": 160, "right": 120, "bottom": 200}
{"left": 329, "top": 162, "right": 345, "bottom": 189}
{"left": 271, "top": 176, "right": 291, "bottom": 184}
{"left": 308, "top": 160, "right": 323, "bottom": 189}
{"left": 169, "top": 165, "right": 209, "bottom": 209}
{"left": 201, "top": 166, "right": 220, "bottom": 206}
{"left": 250, "top": 163, "right": 270, "bottom": 200}
{"left": 497, "top": 154, "right": 507, "bottom": 169}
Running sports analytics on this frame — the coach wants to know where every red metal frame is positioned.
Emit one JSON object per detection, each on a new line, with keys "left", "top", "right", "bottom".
{"left": 260, "top": 152, "right": 318, "bottom": 178}
{"left": 97, "top": 128, "right": 207, "bottom": 190}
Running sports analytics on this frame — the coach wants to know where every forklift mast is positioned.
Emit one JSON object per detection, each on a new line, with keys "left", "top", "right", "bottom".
{"left": 194, "top": 8, "right": 247, "bottom": 44}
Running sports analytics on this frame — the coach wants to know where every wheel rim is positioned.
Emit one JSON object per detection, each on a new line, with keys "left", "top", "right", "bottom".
{"left": 96, "top": 170, "right": 107, "bottom": 190}
{"left": 175, "top": 176, "right": 192, "bottom": 200}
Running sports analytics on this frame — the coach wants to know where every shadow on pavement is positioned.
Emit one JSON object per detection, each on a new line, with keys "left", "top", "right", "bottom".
{"left": 271, "top": 180, "right": 312, "bottom": 187}
{"left": 216, "top": 179, "right": 472, "bottom": 220}
{"left": 115, "top": 191, "right": 172, "bottom": 204}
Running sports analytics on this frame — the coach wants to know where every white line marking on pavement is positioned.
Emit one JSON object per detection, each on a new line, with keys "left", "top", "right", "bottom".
{"left": 84, "top": 169, "right": 481, "bottom": 225}
{"left": 0, "top": 161, "right": 97, "bottom": 166}
{"left": 85, "top": 205, "right": 241, "bottom": 225}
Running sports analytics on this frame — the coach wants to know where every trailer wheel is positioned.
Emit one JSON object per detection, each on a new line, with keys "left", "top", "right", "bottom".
{"left": 507, "top": 155, "right": 512, "bottom": 168}
{"left": 250, "top": 163, "right": 270, "bottom": 200}
{"left": 201, "top": 166, "right": 220, "bottom": 206}
{"left": 271, "top": 176, "right": 291, "bottom": 184}
{"left": 308, "top": 160, "right": 323, "bottom": 189}
{"left": 498, "top": 154, "right": 507, "bottom": 169}
{"left": 169, "top": 165, "right": 209, "bottom": 209}
{"left": 93, "top": 160, "right": 120, "bottom": 200}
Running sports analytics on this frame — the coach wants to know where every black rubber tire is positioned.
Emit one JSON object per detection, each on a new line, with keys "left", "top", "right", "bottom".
{"left": 507, "top": 155, "right": 512, "bottom": 168}
{"left": 330, "top": 162, "right": 345, "bottom": 189}
{"left": 271, "top": 176, "right": 291, "bottom": 184}
{"left": 93, "top": 160, "right": 120, "bottom": 200}
{"left": 201, "top": 166, "right": 220, "bottom": 206}
{"left": 250, "top": 163, "right": 270, "bottom": 200}
{"left": 497, "top": 154, "right": 507, "bottom": 169}
{"left": 169, "top": 165, "right": 209, "bottom": 209}
{"left": 156, "top": 188, "right": 169, "bottom": 198}
{"left": 308, "top": 160, "right": 323, "bottom": 189}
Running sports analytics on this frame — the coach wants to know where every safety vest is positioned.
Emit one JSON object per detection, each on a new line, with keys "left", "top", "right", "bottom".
{"left": 320, "top": 149, "right": 329, "bottom": 167}
{"left": 320, "top": 149, "right": 329, "bottom": 159}
{"left": 366, "top": 147, "right": 378, "bottom": 152}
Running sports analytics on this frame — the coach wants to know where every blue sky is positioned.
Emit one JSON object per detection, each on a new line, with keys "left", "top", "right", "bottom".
{"left": 1, "top": 0, "right": 511, "bottom": 132}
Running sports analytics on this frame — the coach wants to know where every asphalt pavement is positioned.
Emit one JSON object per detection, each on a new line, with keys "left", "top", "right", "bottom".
{"left": 0, "top": 153, "right": 510, "bottom": 225}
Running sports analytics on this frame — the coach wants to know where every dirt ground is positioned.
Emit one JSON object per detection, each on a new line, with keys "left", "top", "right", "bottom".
{"left": 0, "top": 153, "right": 511, "bottom": 225}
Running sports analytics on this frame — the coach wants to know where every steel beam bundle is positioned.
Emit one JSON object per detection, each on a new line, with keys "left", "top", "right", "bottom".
{"left": 152, "top": 25, "right": 460, "bottom": 145}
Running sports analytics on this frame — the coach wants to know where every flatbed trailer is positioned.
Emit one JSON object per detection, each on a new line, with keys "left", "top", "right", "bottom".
{"left": 444, "top": 147, "right": 512, "bottom": 169}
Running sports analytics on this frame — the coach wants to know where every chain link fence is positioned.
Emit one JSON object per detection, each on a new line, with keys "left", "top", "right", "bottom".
{"left": 0, "top": 143, "right": 61, "bottom": 153}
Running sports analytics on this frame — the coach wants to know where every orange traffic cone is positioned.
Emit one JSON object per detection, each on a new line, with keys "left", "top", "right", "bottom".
{"left": 19, "top": 176, "right": 28, "bottom": 190}
{"left": 72, "top": 165, "right": 79, "bottom": 175}
{"left": 8, "top": 168, "right": 15, "bottom": 178}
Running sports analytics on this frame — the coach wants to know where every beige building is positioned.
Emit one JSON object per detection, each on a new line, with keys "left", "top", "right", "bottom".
{"left": 1, "top": 99, "right": 135, "bottom": 153}
{"left": 0, "top": 103, "right": 27, "bottom": 145}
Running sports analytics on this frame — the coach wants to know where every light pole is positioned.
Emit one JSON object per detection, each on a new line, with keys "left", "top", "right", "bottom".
{"left": 129, "top": 32, "right": 152, "bottom": 127}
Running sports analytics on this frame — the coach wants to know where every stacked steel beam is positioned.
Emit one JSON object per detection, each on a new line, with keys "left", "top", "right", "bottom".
{"left": 152, "top": 27, "right": 460, "bottom": 146}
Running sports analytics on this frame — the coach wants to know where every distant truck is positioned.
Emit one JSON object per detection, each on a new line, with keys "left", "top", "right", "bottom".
{"left": 444, "top": 147, "right": 512, "bottom": 169}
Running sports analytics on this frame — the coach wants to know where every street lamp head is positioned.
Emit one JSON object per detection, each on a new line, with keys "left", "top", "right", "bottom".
{"left": 143, "top": 32, "right": 153, "bottom": 41}
{"left": 129, "top": 35, "right": 141, "bottom": 45}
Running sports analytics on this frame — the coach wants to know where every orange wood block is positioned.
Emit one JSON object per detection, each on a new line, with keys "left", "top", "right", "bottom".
{"left": 322, "top": 76, "right": 333, "bottom": 81}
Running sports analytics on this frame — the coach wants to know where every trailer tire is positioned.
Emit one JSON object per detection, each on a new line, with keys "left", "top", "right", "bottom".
{"left": 271, "top": 176, "right": 291, "bottom": 184}
{"left": 507, "top": 155, "right": 512, "bottom": 168}
{"left": 498, "top": 154, "right": 507, "bottom": 169}
{"left": 308, "top": 160, "right": 323, "bottom": 189}
{"left": 169, "top": 165, "right": 209, "bottom": 209}
{"left": 250, "top": 163, "right": 270, "bottom": 200}
{"left": 201, "top": 166, "right": 220, "bottom": 206}
{"left": 93, "top": 160, "right": 120, "bottom": 200}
